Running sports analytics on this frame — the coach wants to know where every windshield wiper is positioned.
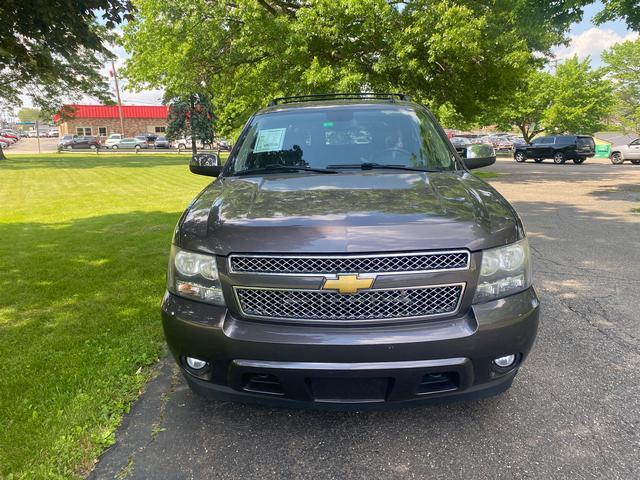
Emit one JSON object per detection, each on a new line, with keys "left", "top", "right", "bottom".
{"left": 234, "top": 164, "right": 338, "bottom": 176}
{"left": 326, "top": 162, "right": 441, "bottom": 173}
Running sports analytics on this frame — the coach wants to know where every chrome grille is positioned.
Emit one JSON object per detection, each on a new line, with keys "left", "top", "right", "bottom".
{"left": 229, "top": 251, "right": 469, "bottom": 275}
{"left": 235, "top": 284, "right": 464, "bottom": 322}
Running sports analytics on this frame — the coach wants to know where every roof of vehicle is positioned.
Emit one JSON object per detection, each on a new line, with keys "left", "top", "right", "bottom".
{"left": 256, "top": 94, "right": 418, "bottom": 116}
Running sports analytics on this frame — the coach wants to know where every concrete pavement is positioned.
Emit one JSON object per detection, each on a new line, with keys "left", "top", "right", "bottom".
{"left": 89, "top": 156, "right": 640, "bottom": 480}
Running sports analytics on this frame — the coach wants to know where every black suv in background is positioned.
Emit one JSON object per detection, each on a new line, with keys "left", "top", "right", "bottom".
{"left": 514, "top": 135, "right": 595, "bottom": 164}
{"left": 59, "top": 135, "right": 101, "bottom": 150}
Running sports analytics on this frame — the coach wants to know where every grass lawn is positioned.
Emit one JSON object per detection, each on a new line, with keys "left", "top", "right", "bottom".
{"left": 0, "top": 153, "right": 212, "bottom": 479}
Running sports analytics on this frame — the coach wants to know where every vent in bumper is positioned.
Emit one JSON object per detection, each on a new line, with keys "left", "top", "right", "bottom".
{"left": 234, "top": 284, "right": 464, "bottom": 322}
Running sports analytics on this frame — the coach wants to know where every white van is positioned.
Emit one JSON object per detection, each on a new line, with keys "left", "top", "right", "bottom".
{"left": 105, "top": 134, "right": 123, "bottom": 148}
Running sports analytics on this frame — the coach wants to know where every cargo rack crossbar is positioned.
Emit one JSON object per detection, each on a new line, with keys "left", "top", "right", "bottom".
{"left": 268, "top": 93, "right": 410, "bottom": 106}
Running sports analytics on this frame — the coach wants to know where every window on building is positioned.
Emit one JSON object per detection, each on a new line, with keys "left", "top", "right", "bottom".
{"left": 76, "top": 127, "right": 92, "bottom": 136}
{"left": 154, "top": 126, "right": 166, "bottom": 133}
{"left": 98, "top": 127, "right": 107, "bottom": 136}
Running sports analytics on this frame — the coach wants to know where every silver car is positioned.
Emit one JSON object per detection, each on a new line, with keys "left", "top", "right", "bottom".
{"left": 610, "top": 138, "right": 640, "bottom": 165}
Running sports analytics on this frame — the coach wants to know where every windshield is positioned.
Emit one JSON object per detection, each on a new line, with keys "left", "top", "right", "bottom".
{"left": 228, "top": 106, "right": 457, "bottom": 175}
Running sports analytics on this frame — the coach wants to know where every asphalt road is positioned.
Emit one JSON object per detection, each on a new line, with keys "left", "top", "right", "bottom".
{"left": 89, "top": 157, "right": 640, "bottom": 480}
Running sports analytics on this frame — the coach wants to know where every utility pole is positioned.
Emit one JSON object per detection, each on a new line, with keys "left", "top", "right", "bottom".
{"left": 111, "top": 59, "right": 126, "bottom": 136}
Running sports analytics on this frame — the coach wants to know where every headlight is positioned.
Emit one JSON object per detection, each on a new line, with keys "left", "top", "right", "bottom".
{"left": 167, "top": 245, "right": 225, "bottom": 305}
{"left": 473, "top": 238, "right": 531, "bottom": 303}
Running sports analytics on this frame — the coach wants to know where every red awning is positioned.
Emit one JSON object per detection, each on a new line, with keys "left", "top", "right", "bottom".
{"left": 54, "top": 104, "right": 168, "bottom": 122}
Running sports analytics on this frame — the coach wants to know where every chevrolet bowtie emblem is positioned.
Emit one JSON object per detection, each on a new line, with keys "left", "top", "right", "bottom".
{"left": 322, "top": 274, "right": 375, "bottom": 295}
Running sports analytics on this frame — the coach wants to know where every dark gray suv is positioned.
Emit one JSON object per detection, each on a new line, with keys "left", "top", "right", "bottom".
{"left": 162, "top": 93, "right": 539, "bottom": 409}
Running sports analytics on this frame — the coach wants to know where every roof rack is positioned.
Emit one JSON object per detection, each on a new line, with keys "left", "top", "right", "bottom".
{"left": 268, "top": 93, "right": 411, "bottom": 107}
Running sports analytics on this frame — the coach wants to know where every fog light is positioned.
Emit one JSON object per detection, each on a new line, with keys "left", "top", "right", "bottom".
{"left": 186, "top": 357, "right": 207, "bottom": 370}
{"left": 493, "top": 354, "right": 516, "bottom": 368}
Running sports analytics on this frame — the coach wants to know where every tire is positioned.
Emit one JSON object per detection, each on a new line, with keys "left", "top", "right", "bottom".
{"left": 610, "top": 152, "right": 624, "bottom": 164}
{"left": 534, "top": 158, "right": 543, "bottom": 163}
{"left": 90, "top": 145, "right": 97, "bottom": 150}
{"left": 573, "top": 158, "right": 585, "bottom": 164}
{"left": 112, "top": 145, "right": 118, "bottom": 150}
{"left": 135, "top": 145, "right": 141, "bottom": 151}
{"left": 631, "top": 159, "right": 640, "bottom": 165}
{"left": 514, "top": 152, "right": 526, "bottom": 163}
{"left": 553, "top": 152, "right": 565, "bottom": 164}
{"left": 66, "top": 145, "right": 73, "bottom": 151}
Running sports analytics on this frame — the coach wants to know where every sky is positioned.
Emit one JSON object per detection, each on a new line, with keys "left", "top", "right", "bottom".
{"left": 551, "top": 2, "right": 638, "bottom": 66}
{"left": 17, "top": 1, "right": 640, "bottom": 109}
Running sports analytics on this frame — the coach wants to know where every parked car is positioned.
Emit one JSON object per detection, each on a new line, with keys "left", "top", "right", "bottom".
{"left": 58, "top": 134, "right": 76, "bottom": 147}
{"left": 1, "top": 131, "right": 18, "bottom": 141}
{"left": 0, "top": 135, "right": 17, "bottom": 144}
{"left": 514, "top": 135, "right": 595, "bottom": 164}
{"left": 47, "top": 129, "right": 59, "bottom": 137}
{"left": 135, "top": 133, "right": 158, "bottom": 144}
{"left": 112, "top": 137, "right": 149, "bottom": 150}
{"left": 59, "top": 135, "right": 101, "bottom": 150}
{"left": 0, "top": 139, "right": 9, "bottom": 149}
{"left": 162, "top": 93, "right": 539, "bottom": 409}
{"left": 154, "top": 136, "right": 171, "bottom": 149}
{"left": 105, "top": 134, "right": 123, "bottom": 148}
{"left": 610, "top": 138, "right": 640, "bottom": 165}
{"left": 450, "top": 136, "right": 471, "bottom": 147}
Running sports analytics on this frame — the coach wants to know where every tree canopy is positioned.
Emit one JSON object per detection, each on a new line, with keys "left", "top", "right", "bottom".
{"left": 602, "top": 38, "right": 640, "bottom": 132}
{"left": 166, "top": 94, "right": 216, "bottom": 153}
{"left": 494, "top": 57, "right": 614, "bottom": 141}
{"left": 122, "top": 0, "right": 591, "bottom": 136}
{"left": 595, "top": 0, "right": 640, "bottom": 31}
{"left": 0, "top": 0, "right": 132, "bottom": 109}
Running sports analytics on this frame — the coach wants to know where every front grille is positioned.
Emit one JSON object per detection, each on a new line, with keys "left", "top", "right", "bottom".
{"left": 229, "top": 251, "right": 469, "bottom": 274}
{"left": 235, "top": 284, "right": 464, "bottom": 322}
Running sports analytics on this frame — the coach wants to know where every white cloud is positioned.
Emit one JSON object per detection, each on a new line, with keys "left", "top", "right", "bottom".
{"left": 553, "top": 27, "right": 638, "bottom": 65}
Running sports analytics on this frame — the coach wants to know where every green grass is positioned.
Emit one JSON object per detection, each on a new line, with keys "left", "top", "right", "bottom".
{"left": 473, "top": 171, "right": 503, "bottom": 179}
{"left": 0, "top": 154, "right": 212, "bottom": 479}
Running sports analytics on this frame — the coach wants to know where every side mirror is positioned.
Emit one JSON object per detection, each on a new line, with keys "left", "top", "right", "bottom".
{"left": 189, "top": 153, "right": 223, "bottom": 176}
{"left": 461, "top": 143, "right": 496, "bottom": 170}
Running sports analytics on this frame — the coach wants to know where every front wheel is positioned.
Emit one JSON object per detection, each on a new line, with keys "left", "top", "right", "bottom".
{"left": 610, "top": 152, "right": 624, "bottom": 164}
{"left": 553, "top": 152, "right": 565, "bottom": 164}
{"left": 66, "top": 145, "right": 73, "bottom": 151}
{"left": 514, "top": 152, "right": 526, "bottom": 163}
{"left": 112, "top": 145, "right": 118, "bottom": 150}
{"left": 573, "top": 158, "right": 585, "bottom": 164}
{"left": 90, "top": 145, "right": 97, "bottom": 150}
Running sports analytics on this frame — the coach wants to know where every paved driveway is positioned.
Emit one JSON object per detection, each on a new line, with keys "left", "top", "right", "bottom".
{"left": 90, "top": 157, "right": 640, "bottom": 480}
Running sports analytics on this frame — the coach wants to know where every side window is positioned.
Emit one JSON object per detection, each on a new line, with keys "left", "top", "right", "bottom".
{"left": 531, "top": 138, "right": 542, "bottom": 145}
{"left": 630, "top": 139, "right": 640, "bottom": 146}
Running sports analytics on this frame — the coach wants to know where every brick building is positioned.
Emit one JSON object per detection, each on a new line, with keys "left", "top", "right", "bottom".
{"left": 54, "top": 104, "right": 169, "bottom": 138}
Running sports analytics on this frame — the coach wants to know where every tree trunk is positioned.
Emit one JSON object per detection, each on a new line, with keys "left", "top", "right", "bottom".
{"left": 0, "top": 145, "right": 6, "bottom": 160}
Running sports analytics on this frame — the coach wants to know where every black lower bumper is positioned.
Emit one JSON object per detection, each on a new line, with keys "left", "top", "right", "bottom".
{"left": 161, "top": 288, "right": 539, "bottom": 410}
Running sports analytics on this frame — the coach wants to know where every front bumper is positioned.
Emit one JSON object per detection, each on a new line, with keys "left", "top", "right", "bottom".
{"left": 161, "top": 287, "right": 539, "bottom": 410}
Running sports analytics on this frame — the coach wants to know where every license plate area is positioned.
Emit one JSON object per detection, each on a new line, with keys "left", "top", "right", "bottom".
{"left": 309, "top": 376, "right": 391, "bottom": 403}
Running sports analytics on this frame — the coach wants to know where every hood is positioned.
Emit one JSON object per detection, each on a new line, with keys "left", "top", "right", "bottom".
{"left": 177, "top": 171, "right": 522, "bottom": 255}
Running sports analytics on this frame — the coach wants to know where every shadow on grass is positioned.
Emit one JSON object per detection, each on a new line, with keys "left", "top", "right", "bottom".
{"left": 0, "top": 210, "right": 183, "bottom": 478}
{"left": 0, "top": 153, "right": 193, "bottom": 170}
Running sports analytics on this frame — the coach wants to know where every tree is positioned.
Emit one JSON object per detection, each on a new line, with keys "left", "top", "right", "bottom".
{"left": 166, "top": 94, "right": 216, "bottom": 154}
{"left": 542, "top": 57, "right": 615, "bottom": 135}
{"left": 494, "top": 58, "right": 614, "bottom": 141}
{"left": 492, "top": 71, "right": 554, "bottom": 143}
{"left": 601, "top": 38, "right": 640, "bottom": 132}
{"left": 0, "top": 0, "right": 132, "bottom": 109}
{"left": 17, "top": 108, "right": 47, "bottom": 124}
{"left": 595, "top": 0, "right": 640, "bottom": 31}
{"left": 121, "top": 0, "right": 592, "bottom": 137}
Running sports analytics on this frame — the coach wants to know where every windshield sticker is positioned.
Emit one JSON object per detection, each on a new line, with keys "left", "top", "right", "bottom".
{"left": 254, "top": 128, "right": 286, "bottom": 153}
